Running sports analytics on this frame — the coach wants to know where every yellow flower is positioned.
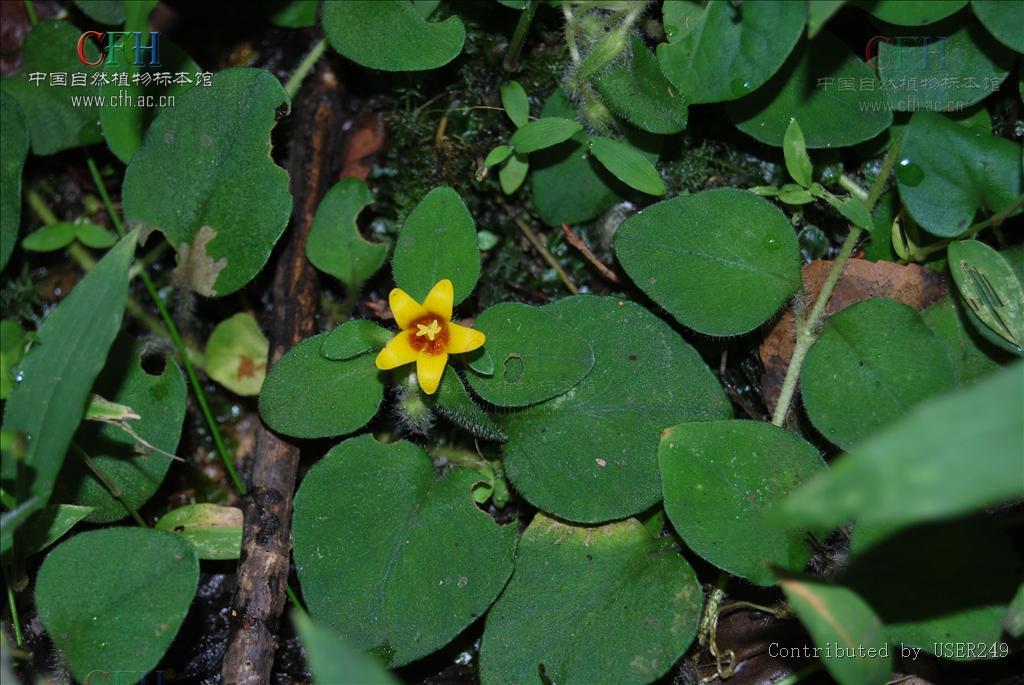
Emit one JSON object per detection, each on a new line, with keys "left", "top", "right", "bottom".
{"left": 375, "top": 279, "right": 485, "bottom": 395}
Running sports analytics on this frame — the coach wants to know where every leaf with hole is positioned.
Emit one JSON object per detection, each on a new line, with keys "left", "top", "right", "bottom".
{"left": 498, "top": 296, "right": 731, "bottom": 523}
{"left": 615, "top": 188, "right": 802, "bottom": 336}
{"left": 155, "top": 503, "right": 243, "bottom": 560}
{"left": 307, "top": 178, "right": 389, "bottom": 292}
{"left": 123, "top": 68, "right": 292, "bottom": 296}
{"left": 479, "top": 514, "right": 703, "bottom": 685}
{"left": 293, "top": 435, "right": 516, "bottom": 666}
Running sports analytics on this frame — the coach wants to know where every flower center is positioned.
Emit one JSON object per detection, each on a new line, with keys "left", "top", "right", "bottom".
{"left": 415, "top": 319, "right": 443, "bottom": 341}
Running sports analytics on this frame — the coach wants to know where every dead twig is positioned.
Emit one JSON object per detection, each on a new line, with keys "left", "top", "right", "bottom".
{"left": 497, "top": 198, "right": 579, "bottom": 295}
{"left": 561, "top": 223, "right": 620, "bottom": 284}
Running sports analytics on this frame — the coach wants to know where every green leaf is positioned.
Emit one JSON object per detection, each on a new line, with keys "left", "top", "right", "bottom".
{"left": 783, "top": 118, "right": 813, "bottom": 187}
{"left": 123, "top": 68, "right": 292, "bottom": 296}
{"left": 801, "top": 298, "right": 955, "bottom": 449}
{"left": 467, "top": 347, "right": 494, "bottom": 376}
{"left": 484, "top": 145, "right": 513, "bottom": 167}
{"left": 509, "top": 117, "right": 584, "bottom": 154}
{"left": 878, "top": 15, "right": 1012, "bottom": 111}
{"left": 73, "top": 0, "right": 127, "bottom": 24}
{"left": 205, "top": 313, "right": 269, "bottom": 396}
{"left": 292, "top": 611, "right": 399, "bottom": 685}
{"left": 948, "top": 240, "right": 1024, "bottom": 351}
{"left": 777, "top": 362, "right": 1023, "bottom": 531}
{"left": 17, "top": 504, "right": 94, "bottom": 557}
{"left": 1, "top": 231, "right": 136, "bottom": 514}
{"left": 36, "top": 528, "right": 199, "bottom": 683}
{"left": 727, "top": 33, "right": 892, "bottom": 148}
{"left": 897, "top": 112, "right": 1022, "bottom": 238}
{"left": 0, "top": 497, "right": 38, "bottom": 558}
{"left": 431, "top": 370, "right": 506, "bottom": 442}
{"left": 922, "top": 296, "right": 1004, "bottom": 386}
{"left": 479, "top": 514, "right": 703, "bottom": 685}
{"left": 266, "top": 0, "right": 319, "bottom": 28}
{"left": 863, "top": 0, "right": 966, "bottom": 24}
{"left": 1006, "top": 583, "right": 1024, "bottom": 638}
{"left": 778, "top": 184, "right": 814, "bottom": 205}
{"left": 845, "top": 519, "right": 1021, "bottom": 656}
{"left": 466, "top": 302, "right": 595, "bottom": 407}
{"left": 259, "top": 333, "right": 383, "bottom": 438}
{"left": 778, "top": 574, "right": 892, "bottom": 685}
{"left": 499, "top": 81, "right": 529, "bottom": 128}
{"left": 307, "top": 177, "right": 389, "bottom": 291}
{"left": 101, "top": 3, "right": 199, "bottom": 164}
{"left": 293, "top": 435, "right": 516, "bottom": 666}
{"left": 0, "top": 320, "right": 27, "bottom": 400}
{"left": 74, "top": 222, "right": 118, "bottom": 249}
{"left": 834, "top": 195, "right": 873, "bottom": 230}
{"left": 498, "top": 152, "right": 529, "bottom": 195}
{"left": 0, "top": 91, "right": 28, "bottom": 270}
{"left": 1, "top": 21, "right": 103, "bottom": 155}
{"left": 54, "top": 338, "right": 186, "bottom": 523}
{"left": 392, "top": 186, "right": 480, "bottom": 305}
{"left": 662, "top": 0, "right": 704, "bottom": 42}
{"left": 594, "top": 35, "right": 687, "bottom": 135}
{"left": 530, "top": 91, "right": 662, "bottom": 227}
{"left": 21, "top": 223, "right": 76, "bottom": 252}
{"left": 321, "top": 319, "right": 391, "bottom": 361}
{"left": 657, "top": 0, "right": 806, "bottom": 104}
{"left": 659, "top": 420, "right": 826, "bottom": 586}
{"left": 807, "top": 0, "right": 846, "bottom": 38}
{"left": 615, "top": 188, "right": 802, "bottom": 336}
{"left": 499, "top": 296, "right": 731, "bottom": 523}
{"left": 862, "top": 189, "right": 899, "bottom": 262}
{"left": 972, "top": 0, "right": 1024, "bottom": 52}
{"left": 587, "top": 136, "right": 665, "bottom": 196}
{"left": 155, "top": 503, "right": 243, "bottom": 560}
{"left": 323, "top": 0, "right": 465, "bottom": 71}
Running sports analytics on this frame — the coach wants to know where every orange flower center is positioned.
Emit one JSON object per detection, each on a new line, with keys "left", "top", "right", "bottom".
{"left": 407, "top": 314, "right": 449, "bottom": 355}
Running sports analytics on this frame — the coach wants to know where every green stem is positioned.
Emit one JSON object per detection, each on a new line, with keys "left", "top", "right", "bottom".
{"left": 910, "top": 192, "right": 1024, "bottom": 261}
{"left": 504, "top": 0, "right": 539, "bottom": 72}
{"left": 22, "top": 0, "right": 37, "bottom": 26}
{"left": 562, "top": 3, "right": 581, "bottom": 64}
{"left": 74, "top": 442, "right": 147, "bottom": 527}
{"left": 84, "top": 156, "right": 245, "bottom": 495}
{"left": 285, "top": 39, "right": 326, "bottom": 101}
{"left": 285, "top": 584, "right": 303, "bottom": 611}
{"left": 772, "top": 141, "right": 902, "bottom": 427}
{"left": 5, "top": 582, "right": 23, "bottom": 646}
{"left": 837, "top": 174, "right": 869, "bottom": 202}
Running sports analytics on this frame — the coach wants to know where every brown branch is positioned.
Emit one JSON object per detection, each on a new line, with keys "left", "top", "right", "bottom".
{"left": 221, "top": 64, "right": 344, "bottom": 685}
{"left": 560, "top": 223, "right": 620, "bottom": 284}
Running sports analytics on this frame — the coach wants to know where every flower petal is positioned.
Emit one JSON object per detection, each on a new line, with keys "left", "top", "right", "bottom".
{"left": 416, "top": 351, "right": 448, "bottom": 395}
{"left": 389, "top": 288, "right": 427, "bottom": 329}
{"left": 447, "top": 322, "right": 485, "bottom": 354}
{"left": 422, "top": 279, "right": 454, "bottom": 321}
{"left": 375, "top": 332, "right": 418, "bottom": 370}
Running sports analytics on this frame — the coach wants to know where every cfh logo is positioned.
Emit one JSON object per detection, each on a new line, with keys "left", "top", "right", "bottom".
{"left": 76, "top": 31, "right": 161, "bottom": 68}
{"left": 865, "top": 35, "right": 947, "bottom": 72}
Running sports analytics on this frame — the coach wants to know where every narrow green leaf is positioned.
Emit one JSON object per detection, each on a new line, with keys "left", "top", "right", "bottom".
{"left": 21, "top": 223, "right": 76, "bottom": 252}
{"left": 499, "top": 81, "right": 529, "bottom": 128}
{"left": 293, "top": 611, "right": 399, "bottom": 685}
{"left": 17, "top": 504, "right": 94, "bottom": 557}
{"left": 74, "top": 223, "right": 118, "bottom": 249}
{"left": 588, "top": 136, "right": 665, "bottom": 196}
{"left": 307, "top": 178, "right": 389, "bottom": 291}
{"left": 205, "top": 313, "right": 270, "bottom": 396}
{"left": 155, "top": 503, "right": 243, "bottom": 560}
{"left": 498, "top": 153, "right": 529, "bottom": 195}
{"left": 484, "top": 145, "right": 513, "bottom": 167}
{"left": 0, "top": 92, "right": 29, "bottom": 270}
{"left": 948, "top": 240, "right": 1024, "bottom": 351}
{"left": 783, "top": 118, "right": 812, "bottom": 188}
{"left": 509, "top": 117, "right": 583, "bottom": 153}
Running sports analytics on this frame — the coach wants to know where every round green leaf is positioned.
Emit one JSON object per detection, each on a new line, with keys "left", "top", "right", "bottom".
{"left": 73, "top": 0, "right": 127, "bottom": 24}
{"left": 972, "top": 0, "right": 1024, "bottom": 52}
{"left": 877, "top": 15, "right": 1013, "bottom": 111}
{"left": 293, "top": 435, "right": 516, "bottom": 667}
{"left": 500, "top": 81, "right": 529, "bottom": 129}
{"left": 155, "top": 503, "right": 242, "bottom": 560}
{"left": 0, "top": 91, "right": 28, "bottom": 270}
{"left": 593, "top": 35, "right": 687, "bottom": 135}
{"left": 320, "top": 319, "right": 392, "bottom": 361}
{"left": 392, "top": 186, "right": 480, "bottom": 305}
{"left": 307, "top": 177, "right": 389, "bottom": 291}
{"left": 779, "top": 574, "right": 892, "bottom": 685}
{"left": 21, "top": 223, "right": 77, "bottom": 252}
{"left": 659, "top": 420, "right": 826, "bottom": 586}
{"left": 615, "top": 188, "right": 802, "bottom": 336}
{"left": 846, "top": 520, "right": 1021, "bottom": 656}
{"left": 864, "top": 0, "right": 967, "bottom": 25}
{"left": 465, "top": 302, "right": 595, "bottom": 407}
{"left": 479, "top": 514, "right": 703, "bottom": 685}
{"left": 205, "top": 312, "right": 269, "bottom": 396}
{"left": 948, "top": 240, "right": 1024, "bottom": 351}
{"left": 727, "top": 33, "right": 892, "bottom": 148}
{"left": 656, "top": 0, "right": 806, "bottom": 104}
{"left": 55, "top": 338, "right": 187, "bottom": 523}
{"left": 499, "top": 296, "right": 731, "bottom": 523}
{"left": 896, "top": 112, "right": 1022, "bottom": 238}
{"left": 802, "top": 297, "right": 956, "bottom": 449}
{"left": 36, "top": 528, "right": 199, "bottom": 683}
{"left": 259, "top": 333, "right": 384, "bottom": 439}
{"left": 588, "top": 136, "right": 665, "bottom": 196}
{"left": 123, "top": 68, "right": 292, "bottom": 296}
{"left": 323, "top": 0, "right": 465, "bottom": 71}
{"left": 509, "top": 117, "right": 583, "bottom": 154}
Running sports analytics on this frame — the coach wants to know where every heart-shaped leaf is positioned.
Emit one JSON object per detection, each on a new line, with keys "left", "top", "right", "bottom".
{"left": 615, "top": 188, "right": 802, "bottom": 336}
{"left": 123, "top": 68, "right": 292, "bottom": 296}
{"left": 479, "top": 514, "right": 703, "bottom": 685}
{"left": 36, "top": 528, "right": 199, "bottom": 683}
{"left": 293, "top": 435, "right": 516, "bottom": 666}
{"left": 0, "top": 92, "right": 28, "bottom": 270}
{"left": 594, "top": 36, "right": 687, "bottom": 135}
{"left": 307, "top": 178, "right": 389, "bottom": 292}
{"left": 205, "top": 313, "right": 269, "bottom": 396}
{"left": 323, "top": 0, "right": 465, "bottom": 71}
